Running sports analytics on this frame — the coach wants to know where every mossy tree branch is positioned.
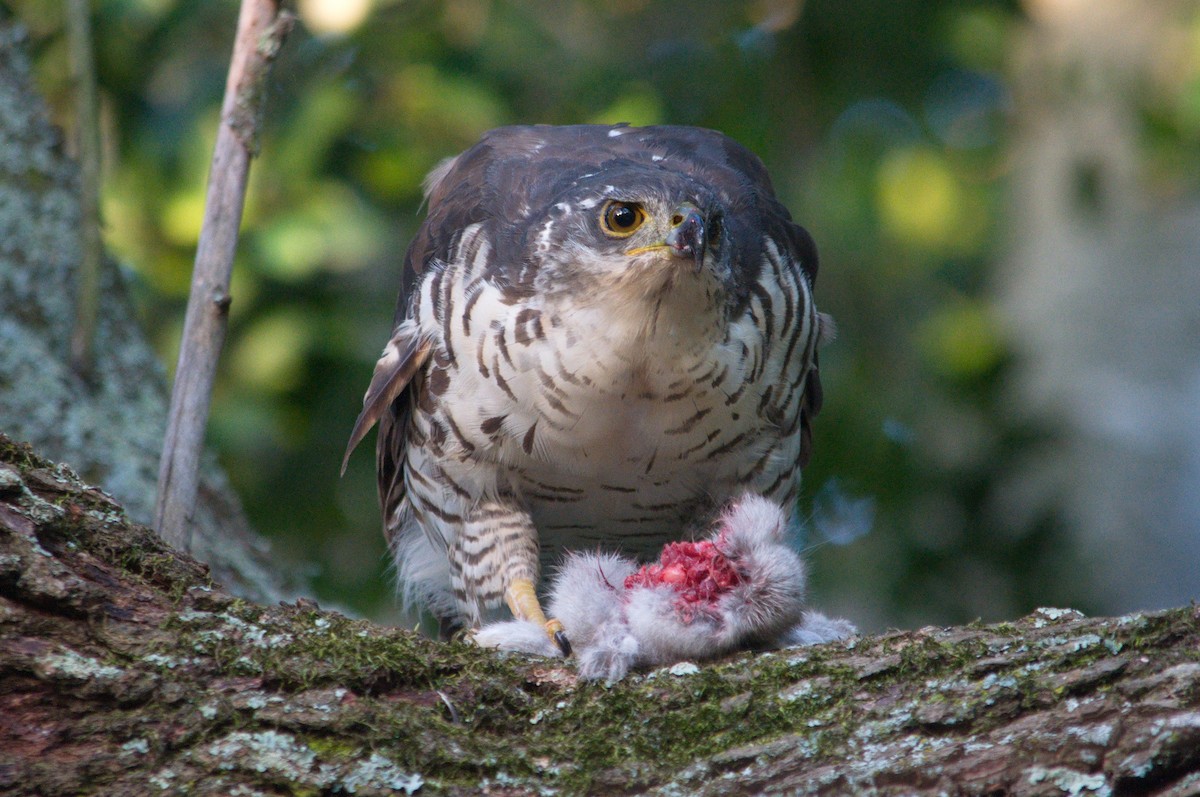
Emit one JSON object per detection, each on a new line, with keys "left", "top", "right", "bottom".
{"left": 2, "top": 434, "right": 1198, "bottom": 796}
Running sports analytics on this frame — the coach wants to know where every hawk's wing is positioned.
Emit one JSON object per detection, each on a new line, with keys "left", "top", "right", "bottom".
{"left": 339, "top": 137, "right": 490, "bottom": 530}
{"left": 341, "top": 320, "right": 431, "bottom": 478}
{"left": 338, "top": 149, "right": 478, "bottom": 530}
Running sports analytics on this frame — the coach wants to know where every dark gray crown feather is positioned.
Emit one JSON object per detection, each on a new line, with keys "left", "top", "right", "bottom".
{"left": 399, "top": 124, "right": 818, "bottom": 317}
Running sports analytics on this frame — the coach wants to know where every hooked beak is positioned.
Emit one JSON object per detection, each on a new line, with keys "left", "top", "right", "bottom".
{"left": 664, "top": 204, "right": 706, "bottom": 270}
{"left": 626, "top": 203, "right": 708, "bottom": 271}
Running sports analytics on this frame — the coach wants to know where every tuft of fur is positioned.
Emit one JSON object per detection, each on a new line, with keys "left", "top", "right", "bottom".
{"left": 711, "top": 495, "right": 809, "bottom": 647}
{"left": 573, "top": 618, "right": 641, "bottom": 682}
{"left": 546, "top": 552, "right": 641, "bottom": 681}
{"left": 624, "top": 583, "right": 719, "bottom": 666}
{"left": 547, "top": 551, "right": 637, "bottom": 648}
{"left": 780, "top": 610, "right": 859, "bottom": 647}
{"left": 473, "top": 619, "right": 561, "bottom": 657}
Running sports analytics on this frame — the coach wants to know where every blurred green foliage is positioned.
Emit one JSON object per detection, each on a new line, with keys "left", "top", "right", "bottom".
{"left": 14, "top": 0, "right": 1192, "bottom": 629}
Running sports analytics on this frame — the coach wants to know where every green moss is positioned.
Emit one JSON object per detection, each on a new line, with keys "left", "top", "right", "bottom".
{"left": 17, "top": 447, "right": 1189, "bottom": 795}
{"left": 68, "top": 603, "right": 1200, "bottom": 795}
{"left": 149, "top": 623, "right": 871, "bottom": 793}
{"left": 892, "top": 634, "right": 990, "bottom": 679}
{"left": 164, "top": 599, "right": 1188, "bottom": 792}
{"left": 0, "top": 434, "right": 52, "bottom": 471}
{"left": 303, "top": 736, "right": 363, "bottom": 760}
{"left": 1121, "top": 607, "right": 1200, "bottom": 652}
{"left": 453, "top": 653, "right": 864, "bottom": 792}
{"left": 42, "top": 514, "right": 212, "bottom": 602}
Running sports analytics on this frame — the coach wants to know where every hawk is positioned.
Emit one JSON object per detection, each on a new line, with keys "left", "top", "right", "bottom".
{"left": 344, "top": 124, "right": 828, "bottom": 651}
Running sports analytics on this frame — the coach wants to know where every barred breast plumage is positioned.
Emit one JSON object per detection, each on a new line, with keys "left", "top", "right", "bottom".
{"left": 345, "top": 124, "right": 827, "bottom": 636}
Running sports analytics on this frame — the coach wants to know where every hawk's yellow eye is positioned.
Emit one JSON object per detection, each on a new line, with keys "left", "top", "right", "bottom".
{"left": 601, "top": 201, "right": 646, "bottom": 237}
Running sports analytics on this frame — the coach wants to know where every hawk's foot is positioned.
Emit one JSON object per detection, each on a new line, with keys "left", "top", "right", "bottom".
{"left": 506, "top": 578, "right": 572, "bottom": 655}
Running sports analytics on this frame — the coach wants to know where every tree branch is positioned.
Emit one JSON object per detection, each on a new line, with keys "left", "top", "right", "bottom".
{"left": 153, "top": 0, "right": 293, "bottom": 551}
{"left": 3, "top": 434, "right": 1200, "bottom": 796}
{"left": 64, "top": 0, "right": 102, "bottom": 377}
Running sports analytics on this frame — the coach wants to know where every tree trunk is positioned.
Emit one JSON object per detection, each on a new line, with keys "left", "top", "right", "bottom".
{"left": 996, "top": 0, "right": 1200, "bottom": 614}
{"left": 0, "top": 20, "right": 290, "bottom": 603}
{"left": 1, "top": 434, "right": 1198, "bottom": 796}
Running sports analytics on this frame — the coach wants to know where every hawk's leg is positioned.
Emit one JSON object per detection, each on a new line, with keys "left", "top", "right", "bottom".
{"left": 450, "top": 498, "right": 571, "bottom": 654}
{"left": 506, "top": 579, "right": 571, "bottom": 656}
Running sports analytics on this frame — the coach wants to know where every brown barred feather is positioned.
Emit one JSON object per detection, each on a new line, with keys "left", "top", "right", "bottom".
{"left": 341, "top": 323, "right": 431, "bottom": 474}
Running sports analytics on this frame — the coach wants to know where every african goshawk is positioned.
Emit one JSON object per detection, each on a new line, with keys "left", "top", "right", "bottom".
{"left": 344, "top": 124, "right": 828, "bottom": 650}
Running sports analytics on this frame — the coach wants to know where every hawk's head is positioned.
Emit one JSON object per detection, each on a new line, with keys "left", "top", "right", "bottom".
{"left": 524, "top": 167, "right": 736, "bottom": 305}
{"left": 409, "top": 124, "right": 818, "bottom": 319}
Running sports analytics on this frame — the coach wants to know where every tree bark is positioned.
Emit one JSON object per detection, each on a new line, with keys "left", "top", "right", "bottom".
{"left": 1, "top": 434, "right": 1198, "bottom": 797}
{"left": 0, "top": 20, "right": 291, "bottom": 603}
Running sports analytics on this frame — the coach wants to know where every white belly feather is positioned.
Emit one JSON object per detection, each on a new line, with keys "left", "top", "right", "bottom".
{"left": 409, "top": 237, "right": 804, "bottom": 563}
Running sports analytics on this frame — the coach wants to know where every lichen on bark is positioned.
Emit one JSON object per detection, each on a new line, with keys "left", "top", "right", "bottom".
{"left": 1, "top": 434, "right": 1199, "bottom": 796}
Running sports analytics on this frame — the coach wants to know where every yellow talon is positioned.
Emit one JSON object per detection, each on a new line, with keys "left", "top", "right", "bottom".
{"left": 505, "top": 578, "right": 548, "bottom": 625}
{"left": 505, "top": 578, "right": 571, "bottom": 655}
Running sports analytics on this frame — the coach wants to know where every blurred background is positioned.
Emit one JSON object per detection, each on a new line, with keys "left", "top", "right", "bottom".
{"left": 7, "top": 0, "right": 1198, "bottom": 631}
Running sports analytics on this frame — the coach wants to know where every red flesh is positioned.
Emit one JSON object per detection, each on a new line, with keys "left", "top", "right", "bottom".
{"left": 624, "top": 538, "right": 741, "bottom": 616}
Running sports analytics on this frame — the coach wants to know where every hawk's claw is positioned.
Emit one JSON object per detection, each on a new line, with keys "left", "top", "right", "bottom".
{"left": 544, "top": 617, "right": 571, "bottom": 656}
{"left": 505, "top": 579, "right": 571, "bottom": 656}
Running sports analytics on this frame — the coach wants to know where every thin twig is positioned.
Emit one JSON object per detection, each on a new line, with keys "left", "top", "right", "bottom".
{"left": 65, "top": 0, "right": 102, "bottom": 377}
{"left": 154, "top": 0, "right": 293, "bottom": 550}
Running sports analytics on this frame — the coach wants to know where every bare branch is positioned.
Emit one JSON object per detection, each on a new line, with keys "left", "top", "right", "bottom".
{"left": 65, "top": 0, "right": 102, "bottom": 377}
{"left": 153, "top": 0, "right": 293, "bottom": 551}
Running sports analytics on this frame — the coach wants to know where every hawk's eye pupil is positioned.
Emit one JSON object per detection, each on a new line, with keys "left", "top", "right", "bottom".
{"left": 602, "top": 201, "right": 644, "bottom": 236}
